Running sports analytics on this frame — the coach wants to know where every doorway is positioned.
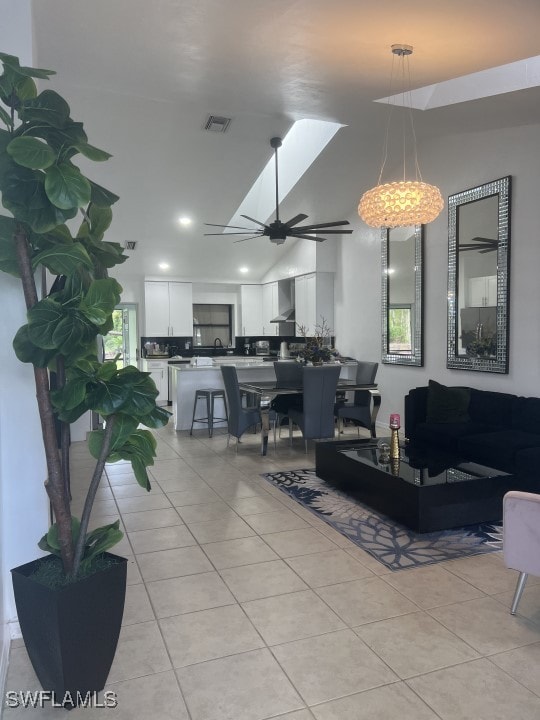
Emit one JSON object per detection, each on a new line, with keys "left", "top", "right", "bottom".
{"left": 103, "top": 303, "right": 139, "bottom": 368}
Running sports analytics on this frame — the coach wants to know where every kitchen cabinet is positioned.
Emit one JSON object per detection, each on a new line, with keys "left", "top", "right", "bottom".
{"left": 142, "top": 359, "right": 168, "bottom": 406}
{"left": 262, "top": 281, "right": 279, "bottom": 336}
{"left": 145, "top": 281, "right": 193, "bottom": 336}
{"left": 468, "top": 275, "right": 497, "bottom": 307}
{"left": 239, "top": 285, "right": 263, "bottom": 336}
{"left": 295, "top": 272, "right": 334, "bottom": 335}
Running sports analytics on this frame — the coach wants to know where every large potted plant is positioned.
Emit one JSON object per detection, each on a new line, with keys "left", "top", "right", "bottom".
{"left": 0, "top": 53, "right": 170, "bottom": 705}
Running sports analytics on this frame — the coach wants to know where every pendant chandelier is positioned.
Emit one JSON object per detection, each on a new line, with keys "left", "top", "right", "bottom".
{"left": 358, "top": 44, "right": 443, "bottom": 228}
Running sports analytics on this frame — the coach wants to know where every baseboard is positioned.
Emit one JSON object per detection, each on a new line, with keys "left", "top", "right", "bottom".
{"left": 0, "top": 624, "right": 10, "bottom": 705}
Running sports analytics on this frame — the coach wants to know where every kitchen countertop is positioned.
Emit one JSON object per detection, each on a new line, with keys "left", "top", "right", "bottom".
{"left": 170, "top": 359, "right": 356, "bottom": 372}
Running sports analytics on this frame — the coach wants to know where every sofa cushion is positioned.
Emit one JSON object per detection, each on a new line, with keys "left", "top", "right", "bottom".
{"left": 512, "top": 396, "right": 540, "bottom": 433}
{"left": 468, "top": 389, "right": 516, "bottom": 427}
{"left": 426, "top": 380, "right": 471, "bottom": 424}
{"left": 414, "top": 421, "right": 495, "bottom": 452}
{"left": 458, "top": 430, "right": 540, "bottom": 472}
{"left": 515, "top": 446, "right": 540, "bottom": 478}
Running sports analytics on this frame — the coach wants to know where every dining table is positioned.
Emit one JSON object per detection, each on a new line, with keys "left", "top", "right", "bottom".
{"left": 238, "top": 379, "right": 381, "bottom": 455}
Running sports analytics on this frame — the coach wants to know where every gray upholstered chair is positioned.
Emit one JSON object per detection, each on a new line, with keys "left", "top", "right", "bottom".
{"left": 334, "top": 361, "right": 378, "bottom": 438}
{"left": 272, "top": 361, "right": 303, "bottom": 432}
{"left": 220, "top": 366, "right": 276, "bottom": 451}
{"left": 288, "top": 365, "right": 341, "bottom": 453}
{"left": 503, "top": 490, "right": 540, "bottom": 614}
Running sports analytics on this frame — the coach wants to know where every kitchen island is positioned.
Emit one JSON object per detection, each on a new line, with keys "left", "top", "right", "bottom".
{"left": 170, "top": 358, "right": 357, "bottom": 432}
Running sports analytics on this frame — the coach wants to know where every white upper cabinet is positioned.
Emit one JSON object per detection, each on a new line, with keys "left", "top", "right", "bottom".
{"left": 295, "top": 272, "right": 334, "bottom": 335}
{"left": 239, "top": 285, "right": 263, "bottom": 336}
{"left": 145, "top": 281, "right": 193, "bottom": 336}
{"left": 468, "top": 275, "right": 497, "bottom": 307}
{"left": 262, "top": 282, "right": 279, "bottom": 335}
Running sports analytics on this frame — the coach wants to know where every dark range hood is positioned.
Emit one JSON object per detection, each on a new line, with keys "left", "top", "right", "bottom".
{"left": 270, "top": 308, "right": 295, "bottom": 323}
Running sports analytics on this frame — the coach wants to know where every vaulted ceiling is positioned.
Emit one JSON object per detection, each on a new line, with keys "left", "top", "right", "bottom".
{"left": 30, "top": 0, "right": 540, "bottom": 282}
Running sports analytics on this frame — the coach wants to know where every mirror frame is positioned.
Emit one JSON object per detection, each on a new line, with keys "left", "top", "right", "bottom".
{"left": 447, "top": 175, "right": 511, "bottom": 373}
{"left": 381, "top": 224, "right": 424, "bottom": 367}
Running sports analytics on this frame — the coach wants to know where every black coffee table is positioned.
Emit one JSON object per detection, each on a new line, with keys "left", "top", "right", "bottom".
{"left": 315, "top": 438, "right": 521, "bottom": 532}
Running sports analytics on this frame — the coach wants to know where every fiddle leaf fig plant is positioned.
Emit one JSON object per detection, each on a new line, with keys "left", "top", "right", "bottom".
{"left": 0, "top": 52, "right": 170, "bottom": 579}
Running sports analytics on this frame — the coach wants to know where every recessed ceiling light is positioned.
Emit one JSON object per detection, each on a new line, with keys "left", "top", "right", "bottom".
{"left": 178, "top": 216, "right": 192, "bottom": 226}
{"left": 159, "top": 262, "right": 170, "bottom": 270}
{"left": 239, "top": 267, "right": 249, "bottom": 273}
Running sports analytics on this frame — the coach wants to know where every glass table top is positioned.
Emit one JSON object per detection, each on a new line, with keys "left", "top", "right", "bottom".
{"left": 335, "top": 439, "right": 509, "bottom": 487}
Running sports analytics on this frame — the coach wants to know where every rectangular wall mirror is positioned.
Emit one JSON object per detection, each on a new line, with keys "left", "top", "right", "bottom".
{"left": 447, "top": 176, "right": 511, "bottom": 373}
{"left": 381, "top": 224, "right": 424, "bottom": 366}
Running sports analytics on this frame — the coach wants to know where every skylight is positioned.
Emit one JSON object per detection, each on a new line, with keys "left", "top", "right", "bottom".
{"left": 376, "top": 55, "right": 540, "bottom": 110}
{"left": 227, "top": 119, "right": 345, "bottom": 228}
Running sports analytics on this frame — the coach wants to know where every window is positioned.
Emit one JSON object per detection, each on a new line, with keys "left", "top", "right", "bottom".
{"left": 388, "top": 305, "right": 413, "bottom": 354}
{"left": 193, "top": 304, "right": 232, "bottom": 347}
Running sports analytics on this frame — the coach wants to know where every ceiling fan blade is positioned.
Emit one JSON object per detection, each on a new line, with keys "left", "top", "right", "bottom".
{"left": 292, "top": 229, "right": 353, "bottom": 235}
{"left": 284, "top": 213, "right": 308, "bottom": 227}
{"left": 233, "top": 235, "right": 264, "bottom": 243}
{"left": 240, "top": 214, "right": 267, "bottom": 229}
{"left": 293, "top": 220, "right": 351, "bottom": 231}
{"left": 205, "top": 222, "right": 258, "bottom": 230}
{"left": 204, "top": 231, "right": 260, "bottom": 236}
{"left": 291, "top": 233, "right": 326, "bottom": 242}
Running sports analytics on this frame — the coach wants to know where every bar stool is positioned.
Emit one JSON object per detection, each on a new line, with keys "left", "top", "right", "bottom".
{"left": 190, "top": 388, "right": 228, "bottom": 438}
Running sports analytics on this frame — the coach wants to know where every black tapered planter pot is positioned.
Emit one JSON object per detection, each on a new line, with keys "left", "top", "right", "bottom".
{"left": 11, "top": 552, "right": 127, "bottom": 704}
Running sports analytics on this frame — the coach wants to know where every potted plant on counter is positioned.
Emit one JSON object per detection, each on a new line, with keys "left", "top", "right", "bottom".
{"left": 0, "top": 52, "right": 170, "bottom": 705}
{"left": 297, "top": 317, "right": 336, "bottom": 365}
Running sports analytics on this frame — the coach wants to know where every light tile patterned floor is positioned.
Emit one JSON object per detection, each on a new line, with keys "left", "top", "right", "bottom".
{"left": 4, "top": 422, "right": 540, "bottom": 719}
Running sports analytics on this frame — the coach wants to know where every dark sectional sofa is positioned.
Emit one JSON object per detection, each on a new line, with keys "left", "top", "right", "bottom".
{"left": 405, "top": 385, "right": 540, "bottom": 478}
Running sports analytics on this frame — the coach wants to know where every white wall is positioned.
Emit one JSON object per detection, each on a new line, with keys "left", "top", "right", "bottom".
{"left": 0, "top": 0, "right": 49, "bottom": 685}
{"left": 336, "top": 122, "right": 540, "bottom": 426}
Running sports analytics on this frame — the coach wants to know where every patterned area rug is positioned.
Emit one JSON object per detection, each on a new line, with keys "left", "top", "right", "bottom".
{"left": 262, "top": 469, "right": 502, "bottom": 571}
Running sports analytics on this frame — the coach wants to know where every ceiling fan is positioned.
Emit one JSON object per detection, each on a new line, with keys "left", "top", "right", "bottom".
{"left": 459, "top": 237, "right": 498, "bottom": 253}
{"left": 204, "top": 137, "right": 353, "bottom": 245}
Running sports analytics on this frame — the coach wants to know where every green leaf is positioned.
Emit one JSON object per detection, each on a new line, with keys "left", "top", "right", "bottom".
{"left": 44, "top": 163, "right": 91, "bottom": 210}
{"left": 131, "top": 455, "right": 151, "bottom": 490}
{"left": 39, "top": 516, "right": 80, "bottom": 556}
{"left": 80, "top": 521, "right": 123, "bottom": 571}
{"left": 52, "top": 377, "right": 88, "bottom": 411}
{"left": 7, "top": 136, "right": 55, "bottom": 169}
{"left": 27, "top": 298, "right": 65, "bottom": 349}
{"left": 52, "top": 312, "right": 96, "bottom": 354}
{"left": 79, "top": 278, "right": 122, "bottom": 325}
{"left": 19, "top": 89, "right": 70, "bottom": 128}
{"left": 88, "top": 429, "right": 105, "bottom": 459}
{"left": 139, "top": 405, "right": 172, "bottom": 429}
{"left": 75, "top": 142, "right": 112, "bottom": 162}
{"left": 87, "top": 379, "right": 131, "bottom": 416}
{"left": 89, "top": 180, "right": 119, "bottom": 207}
{"left": 97, "top": 361, "right": 119, "bottom": 381}
{"left": 14, "top": 76, "right": 37, "bottom": 101}
{"left": 22, "top": 120, "right": 88, "bottom": 154}
{"left": 0, "top": 53, "right": 55, "bottom": 80}
{"left": 12, "top": 325, "right": 57, "bottom": 366}
{"left": 0, "top": 104, "right": 12, "bottom": 128}
{"left": 110, "top": 414, "right": 139, "bottom": 450}
{"left": 88, "top": 204, "right": 113, "bottom": 239}
{"left": 0, "top": 215, "right": 19, "bottom": 276}
{"left": 32, "top": 242, "right": 93, "bottom": 275}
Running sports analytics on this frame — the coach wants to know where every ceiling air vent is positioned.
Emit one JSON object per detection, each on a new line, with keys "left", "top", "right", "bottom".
{"left": 204, "top": 115, "right": 231, "bottom": 133}
{"left": 125, "top": 241, "right": 137, "bottom": 251}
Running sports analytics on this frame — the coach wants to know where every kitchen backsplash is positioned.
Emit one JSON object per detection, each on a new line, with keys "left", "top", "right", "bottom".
{"left": 141, "top": 335, "right": 310, "bottom": 358}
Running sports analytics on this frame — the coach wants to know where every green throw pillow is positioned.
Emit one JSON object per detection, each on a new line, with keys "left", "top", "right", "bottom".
{"left": 426, "top": 379, "right": 471, "bottom": 423}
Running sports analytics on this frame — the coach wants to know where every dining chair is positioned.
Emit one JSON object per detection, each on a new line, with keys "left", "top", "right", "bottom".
{"left": 271, "top": 361, "right": 304, "bottom": 433}
{"left": 220, "top": 366, "right": 276, "bottom": 451}
{"left": 288, "top": 365, "right": 341, "bottom": 453}
{"left": 334, "top": 361, "right": 379, "bottom": 438}
{"left": 503, "top": 490, "right": 540, "bottom": 614}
